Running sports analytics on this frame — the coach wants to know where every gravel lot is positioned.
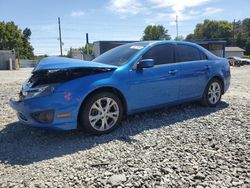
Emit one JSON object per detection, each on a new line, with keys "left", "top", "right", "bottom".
{"left": 0, "top": 66, "right": 249, "bottom": 188}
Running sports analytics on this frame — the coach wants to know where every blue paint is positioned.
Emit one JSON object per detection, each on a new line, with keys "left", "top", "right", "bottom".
{"left": 34, "top": 57, "right": 117, "bottom": 72}
{"left": 10, "top": 41, "right": 231, "bottom": 130}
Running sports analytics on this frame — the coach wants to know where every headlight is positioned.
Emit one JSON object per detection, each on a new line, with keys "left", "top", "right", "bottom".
{"left": 20, "top": 85, "right": 55, "bottom": 100}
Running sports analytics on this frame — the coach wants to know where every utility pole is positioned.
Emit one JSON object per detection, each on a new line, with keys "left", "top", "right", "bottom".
{"left": 232, "top": 19, "right": 236, "bottom": 46}
{"left": 175, "top": 15, "right": 179, "bottom": 40}
{"left": 86, "top": 33, "right": 89, "bottom": 55}
{"left": 58, "top": 17, "right": 63, "bottom": 56}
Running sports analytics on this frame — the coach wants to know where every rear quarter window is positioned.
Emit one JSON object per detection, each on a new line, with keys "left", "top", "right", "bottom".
{"left": 200, "top": 51, "right": 208, "bottom": 60}
{"left": 177, "top": 45, "right": 205, "bottom": 62}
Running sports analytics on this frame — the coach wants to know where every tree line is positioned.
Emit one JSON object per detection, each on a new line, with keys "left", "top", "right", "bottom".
{"left": 142, "top": 18, "right": 250, "bottom": 55}
{"left": 1, "top": 18, "right": 250, "bottom": 59}
{"left": 186, "top": 18, "right": 250, "bottom": 54}
{"left": 0, "top": 21, "right": 34, "bottom": 59}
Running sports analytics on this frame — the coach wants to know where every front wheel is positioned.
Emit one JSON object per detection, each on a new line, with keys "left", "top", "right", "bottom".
{"left": 79, "top": 92, "right": 123, "bottom": 135}
{"left": 201, "top": 79, "right": 222, "bottom": 107}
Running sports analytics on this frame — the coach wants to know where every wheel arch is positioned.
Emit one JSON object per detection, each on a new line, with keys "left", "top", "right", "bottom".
{"left": 210, "top": 75, "right": 225, "bottom": 94}
{"left": 201, "top": 75, "right": 224, "bottom": 106}
{"left": 77, "top": 86, "right": 128, "bottom": 128}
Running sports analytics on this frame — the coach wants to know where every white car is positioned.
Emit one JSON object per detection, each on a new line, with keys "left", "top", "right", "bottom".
{"left": 227, "top": 56, "right": 245, "bottom": 66}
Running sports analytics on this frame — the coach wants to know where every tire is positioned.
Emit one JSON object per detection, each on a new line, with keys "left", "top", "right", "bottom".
{"left": 79, "top": 92, "right": 123, "bottom": 135}
{"left": 201, "top": 78, "right": 222, "bottom": 107}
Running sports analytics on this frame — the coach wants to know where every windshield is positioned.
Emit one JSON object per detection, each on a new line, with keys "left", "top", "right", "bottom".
{"left": 92, "top": 42, "right": 149, "bottom": 66}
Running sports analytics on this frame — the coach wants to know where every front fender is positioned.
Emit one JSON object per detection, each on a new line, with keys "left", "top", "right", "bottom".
{"left": 54, "top": 68, "right": 129, "bottom": 121}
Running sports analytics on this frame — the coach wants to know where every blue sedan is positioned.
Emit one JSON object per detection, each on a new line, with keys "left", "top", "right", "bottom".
{"left": 10, "top": 41, "right": 230, "bottom": 134}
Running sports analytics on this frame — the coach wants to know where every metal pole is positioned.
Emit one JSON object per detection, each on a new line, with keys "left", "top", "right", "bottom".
{"left": 58, "top": 17, "right": 63, "bottom": 56}
{"left": 233, "top": 19, "right": 236, "bottom": 46}
{"left": 86, "top": 33, "right": 89, "bottom": 55}
{"left": 176, "top": 15, "right": 179, "bottom": 39}
{"left": 9, "top": 58, "right": 13, "bottom": 70}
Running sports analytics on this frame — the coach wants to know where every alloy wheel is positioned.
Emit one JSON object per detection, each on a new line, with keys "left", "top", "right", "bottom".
{"left": 88, "top": 97, "right": 119, "bottom": 131}
{"left": 208, "top": 82, "right": 221, "bottom": 105}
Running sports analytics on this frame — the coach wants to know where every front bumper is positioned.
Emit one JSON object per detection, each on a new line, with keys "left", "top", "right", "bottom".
{"left": 9, "top": 92, "right": 79, "bottom": 130}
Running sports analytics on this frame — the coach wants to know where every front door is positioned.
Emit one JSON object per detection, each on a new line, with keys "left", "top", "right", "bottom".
{"left": 128, "top": 44, "right": 180, "bottom": 111}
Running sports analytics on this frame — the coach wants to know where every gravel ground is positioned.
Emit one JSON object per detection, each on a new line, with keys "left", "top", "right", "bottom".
{"left": 0, "top": 67, "right": 249, "bottom": 188}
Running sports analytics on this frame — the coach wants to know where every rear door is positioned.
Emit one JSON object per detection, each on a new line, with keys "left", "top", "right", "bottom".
{"left": 128, "top": 44, "right": 180, "bottom": 110}
{"left": 176, "top": 44, "right": 210, "bottom": 100}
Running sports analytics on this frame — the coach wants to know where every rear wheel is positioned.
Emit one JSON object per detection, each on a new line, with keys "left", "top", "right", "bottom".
{"left": 79, "top": 92, "right": 123, "bottom": 134}
{"left": 201, "top": 79, "right": 222, "bottom": 107}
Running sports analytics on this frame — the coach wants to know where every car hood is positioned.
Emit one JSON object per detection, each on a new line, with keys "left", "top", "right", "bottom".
{"left": 27, "top": 57, "right": 117, "bottom": 88}
{"left": 33, "top": 57, "right": 117, "bottom": 72}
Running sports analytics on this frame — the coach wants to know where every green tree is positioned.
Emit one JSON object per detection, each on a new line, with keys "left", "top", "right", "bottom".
{"left": 174, "top": 35, "right": 184, "bottom": 41}
{"left": 34, "top": 54, "right": 48, "bottom": 60}
{"left": 20, "top": 28, "right": 34, "bottom": 59}
{"left": 185, "top": 33, "right": 194, "bottom": 40}
{"left": 192, "top": 23, "right": 203, "bottom": 39}
{"left": 186, "top": 18, "right": 250, "bottom": 55}
{"left": 85, "top": 43, "right": 93, "bottom": 54}
{"left": 242, "top": 18, "right": 250, "bottom": 37}
{"left": 67, "top": 43, "right": 94, "bottom": 57}
{"left": 0, "top": 22, "right": 5, "bottom": 49}
{"left": 142, "top": 25, "right": 171, "bottom": 40}
{"left": 236, "top": 32, "right": 246, "bottom": 48}
{"left": 245, "top": 37, "right": 250, "bottom": 55}
{"left": 233, "top": 18, "right": 250, "bottom": 52}
{"left": 23, "top": 28, "right": 32, "bottom": 39}
{"left": 187, "top": 20, "right": 233, "bottom": 40}
{"left": 0, "top": 21, "right": 34, "bottom": 59}
{"left": 0, "top": 21, "right": 23, "bottom": 51}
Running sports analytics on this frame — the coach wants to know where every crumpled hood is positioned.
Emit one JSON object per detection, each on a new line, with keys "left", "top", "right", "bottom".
{"left": 27, "top": 57, "right": 117, "bottom": 88}
{"left": 33, "top": 57, "right": 117, "bottom": 72}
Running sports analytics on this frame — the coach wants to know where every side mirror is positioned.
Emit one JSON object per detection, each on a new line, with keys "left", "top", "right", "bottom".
{"left": 137, "top": 59, "right": 154, "bottom": 69}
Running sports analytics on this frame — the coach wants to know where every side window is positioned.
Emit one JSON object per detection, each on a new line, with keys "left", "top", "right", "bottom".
{"left": 142, "top": 44, "right": 175, "bottom": 65}
{"left": 200, "top": 51, "right": 208, "bottom": 60}
{"left": 177, "top": 45, "right": 203, "bottom": 62}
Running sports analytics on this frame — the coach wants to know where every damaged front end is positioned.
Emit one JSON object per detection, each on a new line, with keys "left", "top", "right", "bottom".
{"left": 9, "top": 57, "right": 118, "bottom": 129}
{"left": 29, "top": 67, "right": 116, "bottom": 87}
{"left": 19, "top": 67, "right": 116, "bottom": 100}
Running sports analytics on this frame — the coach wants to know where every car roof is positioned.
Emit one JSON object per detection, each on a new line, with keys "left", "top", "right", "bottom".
{"left": 131, "top": 40, "right": 200, "bottom": 47}
{"left": 129, "top": 40, "right": 219, "bottom": 60}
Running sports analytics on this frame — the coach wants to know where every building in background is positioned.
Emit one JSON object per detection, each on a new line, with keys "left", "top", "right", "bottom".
{"left": 193, "top": 40, "right": 226, "bottom": 57}
{"left": 0, "top": 50, "right": 16, "bottom": 70}
{"left": 71, "top": 50, "right": 83, "bottom": 60}
{"left": 225, "top": 47, "right": 245, "bottom": 58}
{"left": 93, "top": 41, "right": 137, "bottom": 57}
{"left": 69, "top": 49, "right": 93, "bottom": 61}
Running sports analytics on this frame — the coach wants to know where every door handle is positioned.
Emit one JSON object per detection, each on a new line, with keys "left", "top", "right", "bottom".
{"left": 168, "top": 70, "right": 178, "bottom": 75}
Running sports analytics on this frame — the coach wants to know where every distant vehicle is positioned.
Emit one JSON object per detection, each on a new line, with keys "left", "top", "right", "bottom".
{"left": 227, "top": 56, "right": 246, "bottom": 66}
{"left": 241, "top": 58, "right": 250, "bottom": 65}
{"left": 10, "top": 41, "right": 231, "bottom": 134}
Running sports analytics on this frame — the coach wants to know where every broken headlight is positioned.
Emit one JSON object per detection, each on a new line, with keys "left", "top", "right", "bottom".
{"left": 20, "top": 85, "right": 56, "bottom": 100}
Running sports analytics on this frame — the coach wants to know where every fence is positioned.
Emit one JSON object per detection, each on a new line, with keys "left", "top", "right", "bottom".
{"left": 19, "top": 60, "right": 38, "bottom": 68}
